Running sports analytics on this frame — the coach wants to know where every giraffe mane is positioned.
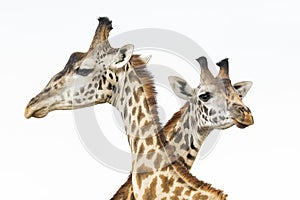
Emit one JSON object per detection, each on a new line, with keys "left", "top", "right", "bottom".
{"left": 130, "top": 54, "right": 148, "bottom": 68}
{"left": 130, "top": 55, "right": 227, "bottom": 199}
{"left": 130, "top": 55, "right": 163, "bottom": 132}
{"left": 173, "top": 162, "right": 228, "bottom": 199}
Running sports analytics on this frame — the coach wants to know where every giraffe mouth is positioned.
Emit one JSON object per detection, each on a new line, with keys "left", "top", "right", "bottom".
{"left": 25, "top": 106, "right": 49, "bottom": 119}
{"left": 233, "top": 119, "right": 250, "bottom": 129}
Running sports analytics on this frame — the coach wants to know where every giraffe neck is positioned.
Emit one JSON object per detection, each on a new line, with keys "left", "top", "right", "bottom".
{"left": 111, "top": 63, "right": 170, "bottom": 172}
{"left": 164, "top": 102, "right": 213, "bottom": 170}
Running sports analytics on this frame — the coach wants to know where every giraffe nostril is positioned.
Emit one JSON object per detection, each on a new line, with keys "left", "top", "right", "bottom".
{"left": 29, "top": 97, "right": 38, "bottom": 106}
{"left": 232, "top": 105, "right": 247, "bottom": 116}
{"left": 240, "top": 106, "right": 251, "bottom": 114}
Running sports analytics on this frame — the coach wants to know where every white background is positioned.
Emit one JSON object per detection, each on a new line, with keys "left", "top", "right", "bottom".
{"left": 1, "top": 0, "right": 300, "bottom": 199}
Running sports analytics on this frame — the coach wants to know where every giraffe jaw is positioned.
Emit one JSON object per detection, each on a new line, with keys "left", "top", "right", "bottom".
{"left": 218, "top": 123, "right": 234, "bottom": 130}
{"left": 24, "top": 101, "right": 103, "bottom": 119}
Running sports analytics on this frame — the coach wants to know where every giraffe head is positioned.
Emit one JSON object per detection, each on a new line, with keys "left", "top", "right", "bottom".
{"left": 24, "top": 17, "right": 136, "bottom": 118}
{"left": 168, "top": 56, "right": 254, "bottom": 129}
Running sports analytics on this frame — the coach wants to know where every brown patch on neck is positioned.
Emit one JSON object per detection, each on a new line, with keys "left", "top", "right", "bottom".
{"left": 142, "top": 177, "right": 157, "bottom": 199}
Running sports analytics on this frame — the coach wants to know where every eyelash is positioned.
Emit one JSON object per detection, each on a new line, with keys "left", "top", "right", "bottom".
{"left": 75, "top": 68, "right": 94, "bottom": 76}
{"left": 199, "top": 92, "right": 211, "bottom": 102}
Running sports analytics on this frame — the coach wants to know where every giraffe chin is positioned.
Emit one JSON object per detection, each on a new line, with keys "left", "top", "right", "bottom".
{"left": 217, "top": 123, "right": 234, "bottom": 130}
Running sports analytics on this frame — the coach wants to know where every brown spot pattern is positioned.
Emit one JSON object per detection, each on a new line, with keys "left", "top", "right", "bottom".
{"left": 142, "top": 177, "right": 157, "bottom": 200}
{"left": 137, "top": 106, "right": 145, "bottom": 125}
{"left": 172, "top": 186, "right": 184, "bottom": 198}
{"left": 159, "top": 175, "right": 174, "bottom": 193}
{"left": 146, "top": 149, "right": 155, "bottom": 160}
{"left": 192, "top": 193, "right": 208, "bottom": 200}
{"left": 154, "top": 153, "right": 162, "bottom": 169}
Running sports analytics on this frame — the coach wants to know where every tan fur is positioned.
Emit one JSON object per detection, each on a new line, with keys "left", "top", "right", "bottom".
{"left": 142, "top": 177, "right": 157, "bottom": 200}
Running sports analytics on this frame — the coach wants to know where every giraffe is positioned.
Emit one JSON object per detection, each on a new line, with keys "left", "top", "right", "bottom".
{"left": 24, "top": 17, "right": 254, "bottom": 199}
{"left": 163, "top": 57, "right": 254, "bottom": 170}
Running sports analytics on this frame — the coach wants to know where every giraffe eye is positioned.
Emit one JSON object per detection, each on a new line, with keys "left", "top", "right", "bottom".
{"left": 76, "top": 68, "right": 94, "bottom": 76}
{"left": 199, "top": 92, "right": 211, "bottom": 102}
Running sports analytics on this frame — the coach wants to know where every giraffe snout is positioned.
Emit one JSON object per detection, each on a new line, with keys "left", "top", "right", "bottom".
{"left": 24, "top": 106, "right": 32, "bottom": 119}
{"left": 24, "top": 104, "right": 49, "bottom": 119}
{"left": 231, "top": 105, "right": 254, "bottom": 129}
{"left": 24, "top": 95, "right": 50, "bottom": 119}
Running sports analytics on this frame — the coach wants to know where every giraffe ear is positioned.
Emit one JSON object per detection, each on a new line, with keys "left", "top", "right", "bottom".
{"left": 233, "top": 81, "right": 253, "bottom": 99}
{"left": 111, "top": 44, "right": 134, "bottom": 68}
{"left": 168, "top": 76, "right": 194, "bottom": 100}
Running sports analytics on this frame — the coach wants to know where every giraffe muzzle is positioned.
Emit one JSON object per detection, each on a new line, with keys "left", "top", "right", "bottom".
{"left": 24, "top": 105, "right": 49, "bottom": 119}
{"left": 231, "top": 106, "right": 254, "bottom": 129}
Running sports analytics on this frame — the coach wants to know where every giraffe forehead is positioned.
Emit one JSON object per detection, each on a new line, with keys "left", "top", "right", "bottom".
{"left": 91, "top": 42, "right": 118, "bottom": 59}
{"left": 198, "top": 78, "right": 238, "bottom": 97}
{"left": 53, "top": 52, "right": 115, "bottom": 85}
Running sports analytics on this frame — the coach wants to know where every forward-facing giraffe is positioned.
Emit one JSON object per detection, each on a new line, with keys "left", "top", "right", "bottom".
{"left": 24, "top": 17, "right": 254, "bottom": 199}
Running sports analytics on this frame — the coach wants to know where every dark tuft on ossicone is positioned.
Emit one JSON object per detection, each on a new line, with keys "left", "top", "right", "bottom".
{"left": 97, "top": 17, "right": 113, "bottom": 31}
{"left": 216, "top": 58, "right": 229, "bottom": 68}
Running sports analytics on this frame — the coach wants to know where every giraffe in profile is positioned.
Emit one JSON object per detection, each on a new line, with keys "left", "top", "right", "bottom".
{"left": 25, "top": 17, "right": 253, "bottom": 199}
